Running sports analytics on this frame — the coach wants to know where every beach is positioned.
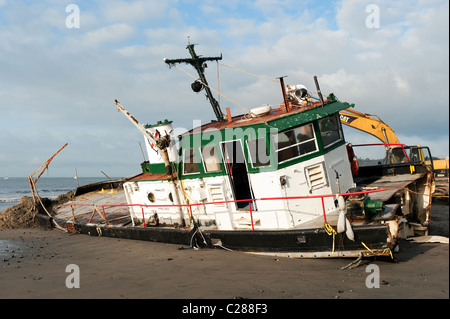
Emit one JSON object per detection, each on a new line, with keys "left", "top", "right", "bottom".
{"left": 0, "top": 204, "right": 448, "bottom": 301}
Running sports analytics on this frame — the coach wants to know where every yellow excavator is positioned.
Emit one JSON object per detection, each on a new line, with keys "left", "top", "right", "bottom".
{"left": 339, "top": 108, "right": 400, "bottom": 145}
{"left": 339, "top": 108, "right": 448, "bottom": 200}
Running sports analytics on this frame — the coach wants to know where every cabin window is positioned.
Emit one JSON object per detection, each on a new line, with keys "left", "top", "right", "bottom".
{"left": 201, "top": 145, "right": 222, "bottom": 172}
{"left": 274, "top": 123, "right": 317, "bottom": 163}
{"left": 183, "top": 148, "right": 200, "bottom": 174}
{"left": 318, "top": 114, "right": 343, "bottom": 148}
{"left": 247, "top": 138, "right": 270, "bottom": 167}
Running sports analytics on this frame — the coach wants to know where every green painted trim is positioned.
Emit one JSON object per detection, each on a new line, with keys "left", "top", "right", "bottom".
{"left": 176, "top": 101, "right": 351, "bottom": 179}
{"left": 269, "top": 101, "right": 352, "bottom": 131}
{"left": 141, "top": 162, "right": 167, "bottom": 175}
{"left": 178, "top": 146, "right": 227, "bottom": 180}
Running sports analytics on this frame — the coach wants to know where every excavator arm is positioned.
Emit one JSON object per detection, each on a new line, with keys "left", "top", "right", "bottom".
{"left": 339, "top": 108, "right": 447, "bottom": 201}
{"left": 339, "top": 108, "right": 400, "bottom": 145}
{"left": 339, "top": 108, "right": 430, "bottom": 163}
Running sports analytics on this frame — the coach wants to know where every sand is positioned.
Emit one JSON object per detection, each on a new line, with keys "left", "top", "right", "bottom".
{"left": 0, "top": 205, "right": 448, "bottom": 302}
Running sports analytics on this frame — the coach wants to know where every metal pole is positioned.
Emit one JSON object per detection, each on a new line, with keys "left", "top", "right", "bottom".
{"left": 101, "top": 170, "right": 112, "bottom": 181}
{"left": 249, "top": 201, "right": 255, "bottom": 231}
{"left": 277, "top": 76, "right": 289, "bottom": 113}
{"left": 165, "top": 44, "right": 224, "bottom": 122}
{"left": 186, "top": 44, "right": 224, "bottom": 121}
{"left": 114, "top": 99, "right": 186, "bottom": 225}
{"left": 74, "top": 167, "right": 79, "bottom": 187}
{"left": 314, "top": 76, "right": 324, "bottom": 107}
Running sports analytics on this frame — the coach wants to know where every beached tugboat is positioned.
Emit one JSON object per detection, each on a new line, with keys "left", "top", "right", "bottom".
{"left": 61, "top": 44, "right": 434, "bottom": 259}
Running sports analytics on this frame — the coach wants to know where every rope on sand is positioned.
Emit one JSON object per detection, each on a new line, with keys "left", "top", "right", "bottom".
{"left": 29, "top": 177, "right": 67, "bottom": 232}
{"left": 340, "top": 252, "right": 363, "bottom": 270}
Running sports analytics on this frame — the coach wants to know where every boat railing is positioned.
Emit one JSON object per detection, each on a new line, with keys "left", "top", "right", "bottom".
{"left": 66, "top": 188, "right": 386, "bottom": 231}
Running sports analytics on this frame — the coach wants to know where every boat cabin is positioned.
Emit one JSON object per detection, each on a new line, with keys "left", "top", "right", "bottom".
{"left": 123, "top": 94, "right": 357, "bottom": 231}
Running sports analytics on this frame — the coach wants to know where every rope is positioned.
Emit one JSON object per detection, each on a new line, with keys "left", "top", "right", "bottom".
{"left": 172, "top": 64, "right": 272, "bottom": 127}
{"left": 29, "top": 177, "right": 67, "bottom": 232}
{"left": 361, "top": 242, "right": 394, "bottom": 259}
{"left": 361, "top": 241, "right": 374, "bottom": 254}
{"left": 218, "top": 62, "right": 323, "bottom": 102}
{"left": 218, "top": 63, "right": 278, "bottom": 83}
{"left": 341, "top": 252, "right": 363, "bottom": 270}
{"left": 190, "top": 224, "right": 207, "bottom": 250}
{"left": 382, "top": 248, "right": 394, "bottom": 259}
{"left": 324, "top": 223, "right": 337, "bottom": 254}
{"left": 218, "top": 62, "right": 311, "bottom": 93}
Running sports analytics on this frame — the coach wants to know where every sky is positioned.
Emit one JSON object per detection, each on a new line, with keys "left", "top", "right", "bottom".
{"left": 0, "top": 0, "right": 448, "bottom": 178}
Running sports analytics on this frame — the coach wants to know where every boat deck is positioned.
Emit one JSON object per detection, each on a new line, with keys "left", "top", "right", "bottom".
{"left": 53, "top": 188, "right": 130, "bottom": 227}
{"left": 51, "top": 171, "right": 426, "bottom": 233}
{"left": 355, "top": 173, "right": 426, "bottom": 201}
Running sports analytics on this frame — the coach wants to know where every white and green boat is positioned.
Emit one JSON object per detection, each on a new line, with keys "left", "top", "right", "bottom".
{"left": 57, "top": 44, "right": 434, "bottom": 259}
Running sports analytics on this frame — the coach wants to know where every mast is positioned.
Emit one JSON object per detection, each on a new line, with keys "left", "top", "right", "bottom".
{"left": 164, "top": 44, "right": 224, "bottom": 122}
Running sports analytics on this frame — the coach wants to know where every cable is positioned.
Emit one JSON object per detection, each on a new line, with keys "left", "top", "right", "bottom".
{"left": 340, "top": 252, "right": 363, "bottom": 270}
{"left": 218, "top": 63, "right": 278, "bottom": 83}
{"left": 173, "top": 64, "right": 272, "bottom": 127}
{"left": 189, "top": 223, "right": 207, "bottom": 250}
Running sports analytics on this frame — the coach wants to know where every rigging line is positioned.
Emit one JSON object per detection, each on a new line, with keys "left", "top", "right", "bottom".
{"left": 218, "top": 62, "right": 297, "bottom": 89}
{"left": 218, "top": 63, "right": 278, "bottom": 83}
{"left": 173, "top": 64, "right": 272, "bottom": 127}
{"left": 218, "top": 63, "right": 323, "bottom": 98}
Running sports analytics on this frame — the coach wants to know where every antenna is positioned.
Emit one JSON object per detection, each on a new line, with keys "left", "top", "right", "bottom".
{"left": 164, "top": 43, "right": 224, "bottom": 122}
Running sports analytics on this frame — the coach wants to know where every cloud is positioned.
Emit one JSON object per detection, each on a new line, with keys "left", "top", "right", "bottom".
{"left": 82, "top": 23, "right": 135, "bottom": 46}
{"left": 99, "top": 0, "right": 173, "bottom": 24}
{"left": 0, "top": 0, "right": 448, "bottom": 178}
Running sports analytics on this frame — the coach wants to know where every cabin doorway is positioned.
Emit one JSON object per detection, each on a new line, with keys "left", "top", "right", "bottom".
{"left": 222, "top": 140, "right": 254, "bottom": 209}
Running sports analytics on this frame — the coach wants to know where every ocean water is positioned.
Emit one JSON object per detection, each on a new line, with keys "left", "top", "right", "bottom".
{"left": 0, "top": 177, "right": 111, "bottom": 212}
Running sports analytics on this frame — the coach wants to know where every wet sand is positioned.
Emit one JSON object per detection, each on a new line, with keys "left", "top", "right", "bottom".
{"left": 0, "top": 205, "right": 448, "bottom": 301}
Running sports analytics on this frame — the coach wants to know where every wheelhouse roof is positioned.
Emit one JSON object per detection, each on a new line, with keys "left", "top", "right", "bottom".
{"left": 182, "top": 98, "right": 353, "bottom": 136}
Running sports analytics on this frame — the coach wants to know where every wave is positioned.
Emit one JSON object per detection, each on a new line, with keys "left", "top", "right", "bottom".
{"left": 0, "top": 188, "right": 72, "bottom": 196}
{"left": 0, "top": 178, "right": 82, "bottom": 206}
{"left": 0, "top": 190, "right": 31, "bottom": 195}
{"left": 0, "top": 193, "right": 63, "bottom": 203}
{"left": 38, "top": 188, "right": 73, "bottom": 193}
{"left": 0, "top": 198, "right": 21, "bottom": 203}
